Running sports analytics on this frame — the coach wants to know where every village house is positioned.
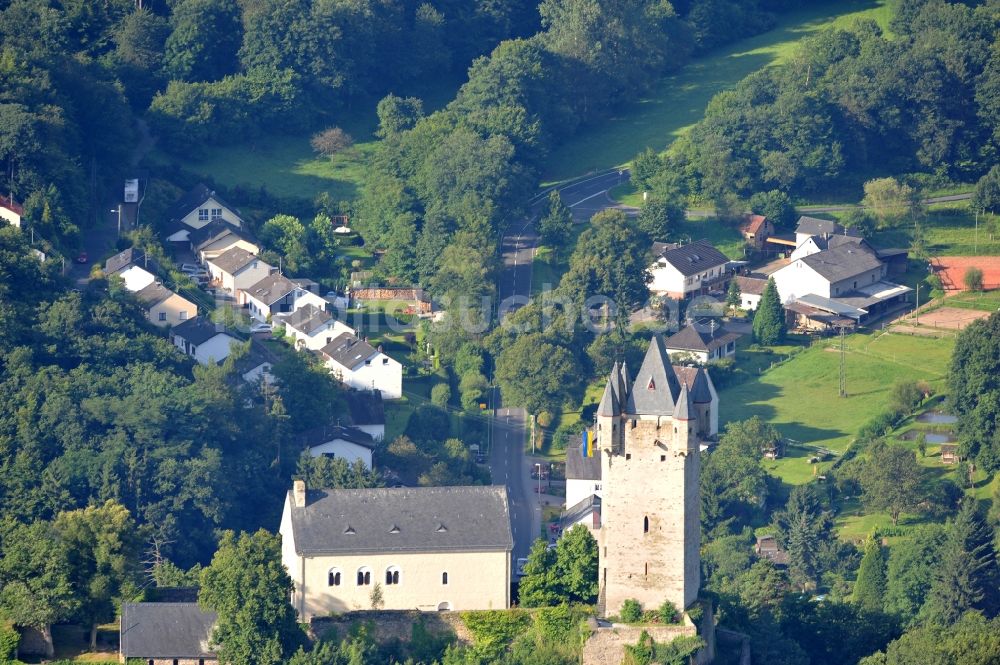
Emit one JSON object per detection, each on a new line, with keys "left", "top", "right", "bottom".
{"left": 565, "top": 442, "right": 602, "bottom": 510}
{"left": 120, "top": 602, "right": 217, "bottom": 665}
{"left": 279, "top": 481, "right": 512, "bottom": 620}
{"left": 281, "top": 303, "right": 355, "bottom": 351}
{"left": 105, "top": 247, "right": 159, "bottom": 292}
{"left": 231, "top": 339, "right": 276, "bottom": 386}
{"left": 648, "top": 240, "right": 731, "bottom": 299}
{"left": 560, "top": 494, "right": 601, "bottom": 536}
{"left": 300, "top": 423, "right": 377, "bottom": 469}
{"left": 206, "top": 247, "right": 274, "bottom": 294}
{"left": 135, "top": 283, "right": 197, "bottom": 328}
{"left": 319, "top": 332, "right": 403, "bottom": 399}
{"left": 664, "top": 323, "right": 742, "bottom": 364}
{"left": 189, "top": 220, "right": 261, "bottom": 263}
{"left": 171, "top": 317, "right": 239, "bottom": 365}
{"left": 164, "top": 184, "right": 244, "bottom": 243}
{"left": 739, "top": 214, "right": 773, "bottom": 249}
{"left": 754, "top": 535, "right": 789, "bottom": 567}
{"left": 733, "top": 275, "right": 767, "bottom": 311}
{"left": 794, "top": 216, "right": 858, "bottom": 247}
{"left": 343, "top": 390, "right": 386, "bottom": 442}
{"left": 240, "top": 273, "right": 328, "bottom": 322}
{"left": 0, "top": 195, "right": 22, "bottom": 228}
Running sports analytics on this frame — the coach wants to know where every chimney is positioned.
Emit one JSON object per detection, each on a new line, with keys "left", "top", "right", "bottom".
{"left": 293, "top": 479, "right": 306, "bottom": 507}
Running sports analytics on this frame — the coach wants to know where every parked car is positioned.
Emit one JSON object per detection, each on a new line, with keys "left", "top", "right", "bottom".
{"left": 75, "top": 251, "right": 88, "bottom": 264}
{"left": 249, "top": 322, "right": 272, "bottom": 334}
{"left": 185, "top": 271, "right": 209, "bottom": 280}
{"left": 515, "top": 558, "right": 528, "bottom": 577}
{"left": 180, "top": 263, "right": 202, "bottom": 273}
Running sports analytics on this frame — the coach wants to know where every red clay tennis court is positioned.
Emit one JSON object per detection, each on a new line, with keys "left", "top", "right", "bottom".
{"left": 931, "top": 256, "right": 1000, "bottom": 292}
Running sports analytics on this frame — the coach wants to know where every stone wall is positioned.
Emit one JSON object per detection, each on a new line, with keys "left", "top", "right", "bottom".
{"left": 311, "top": 610, "right": 471, "bottom": 646}
{"left": 582, "top": 624, "right": 698, "bottom": 665}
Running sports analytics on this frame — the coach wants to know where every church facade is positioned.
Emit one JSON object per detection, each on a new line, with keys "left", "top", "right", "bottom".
{"left": 593, "top": 337, "right": 707, "bottom": 616}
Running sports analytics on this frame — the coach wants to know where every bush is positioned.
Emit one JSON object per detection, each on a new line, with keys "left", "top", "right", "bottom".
{"left": 964, "top": 266, "right": 984, "bottom": 291}
{"left": 657, "top": 600, "right": 679, "bottom": 624}
{"left": 431, "top": 383, "right": 451, "bottom": 408}
{"left": 0, "top": 623, "right": 18, "bottom": 661}
{"left": 311, "top": 127, "right": 354, "bottom": 157}
{"left": 620, "top": 599, "right": 643, "bottom": 623}
{"left": 461, "top": 610, "right": 532, "bottom": 663}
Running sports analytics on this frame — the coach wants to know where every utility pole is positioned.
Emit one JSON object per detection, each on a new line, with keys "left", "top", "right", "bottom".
{"left": 839, "top": 326, "right": 847, "bottom": 398}
{"left": 530, "top": 414, "right": 536, "bottom": 455}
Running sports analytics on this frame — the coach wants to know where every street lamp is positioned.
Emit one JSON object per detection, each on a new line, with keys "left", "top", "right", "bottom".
{"left": 111, "top": 205, "right": 122, "bottom": 237}
{"left": 534, "top": 463, "right": 542, "bottom": 499}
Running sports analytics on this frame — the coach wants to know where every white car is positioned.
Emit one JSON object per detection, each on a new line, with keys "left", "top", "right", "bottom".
{"left": 515, "top": 557, "right": 528, "bottom": 577}
{"left": 180, "top": 263, "right": 202, "bottom": 273}
{"left": 249, "top": 322, "right": 272, "bottom": 334}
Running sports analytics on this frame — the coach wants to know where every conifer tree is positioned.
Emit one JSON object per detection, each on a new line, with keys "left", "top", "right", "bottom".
{"left": 854, "top": 536, "right": 887, "bottom": 613}
{"left": 921, "top": 500, "right": 1000, "bottom": 625}
{"left": 752, "top": 277, "right": 786, "bottom": 345}
{"left": 726, "top": 279, "right": 742, "bottom": 313}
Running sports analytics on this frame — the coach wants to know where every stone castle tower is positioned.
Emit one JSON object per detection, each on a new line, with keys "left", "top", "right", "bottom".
{"left": 595, "top": 336, "right": 707, "bottom": 616}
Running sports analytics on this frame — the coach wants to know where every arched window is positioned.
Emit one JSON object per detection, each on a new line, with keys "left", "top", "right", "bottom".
{"left": 643, "top": 516, "right": 649, "bottom": 533}
{"left": 386, "top": 566, "right": 401, "bottom": 585}
{"left": 442, "top": 571, "right": 449, "bottom": 585}
{"left": 328, "top": 568, "right": 342, "bottom": 586}
{"left": 357, "top": 567, "right": 371, "bottom": 586}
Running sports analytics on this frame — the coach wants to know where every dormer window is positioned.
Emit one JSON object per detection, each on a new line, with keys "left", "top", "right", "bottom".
{"left": 389, "top": 524, "right": 400, "bottom": 534}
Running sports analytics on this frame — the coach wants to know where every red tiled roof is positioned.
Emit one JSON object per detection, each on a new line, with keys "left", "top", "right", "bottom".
{"left": 740, "top": 214, "right": 767, "bottom": 235}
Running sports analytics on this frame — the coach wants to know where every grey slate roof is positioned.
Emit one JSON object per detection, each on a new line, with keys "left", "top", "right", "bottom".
{"left": 188, "top": 219, "right": 247, "bottom": 250}
{"left": 120, "top": 602, "right": 216, "bottom": 659}
{"left": 135, "top": 283, "right": 179, "bottom": 308}
{"left": 321, "top": 333, "right": 378, "bottom": 370}
{"left": 105, "top": 247, "right": 158, "bottom": 275}
{"left": 566, "top": 443, "right": 602, "bottom": 480}
{"left": 299, "top": 424, "right": 376, "bottom": 451}
{"left": 664, "top": 324, "right": 742, "bottom": 353}
{"left": 596, "top": 376, "right": 620, "bottom": 417}
{"left": 344, "top": 390, "right": 385, "bottom": 427}
{"left": 245, "top": 273, "right": 298, "bottom": 306}
{"left": 799, "top": 244, "right": 882, "bottom": 283}
{"left": 170, "top": 183, "right": 241, "bottom": 223}
{"left": 796, "top": 216, "right": 846, "bottom": 237}
{"left": 287, "top": 485, "right": 513, "bottom": 555}
{"left": 625, "top": 336, "right": 682, "bottom": 416}
{"left": 656, "top": 240, "right": 730, "bottom": 277}
{"left": 284, "top": 303, "right": 333, "bottom": 335}
{"left": 208, "top": 246, "right": 259, "bottom": 275}
{"left": 560, "top": 495, "right": 601, "bottom": 530}
{"left": 673, "top": 366, "right": 714, "bottom": 404}
{"left": 231, "top": 339, "right": 275, "bottom": 376}
{"left": 674, "top": 384, "right": 694, "bottom": 421}
{"left": 172, "top": 317, "right": 231, "bottom": 345}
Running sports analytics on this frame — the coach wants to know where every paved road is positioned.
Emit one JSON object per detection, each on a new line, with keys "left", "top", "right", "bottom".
{"left": 67, "top": 206, "right": 123, "bottom": 286}
{"left": 491, "top": 408, "right": 535, "bottom": 562}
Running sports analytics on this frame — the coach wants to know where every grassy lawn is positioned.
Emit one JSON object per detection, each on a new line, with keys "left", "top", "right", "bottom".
{"left": 719, "top": 331, "right": 955, "bottom": 485}
{"left": 543, "top": 0, "right": 891, "bottom": 182}
{"left": 675, "top": 217, "right": 746, "bottom": 259}
{"left": 938, "top": 288, "right": 1000, "bottom": 312}
{"left": 866, "top": 204, "right": 1000, "bottom": 257}
{"left": 151, "top": 76, "right": 464, "bottom": 202}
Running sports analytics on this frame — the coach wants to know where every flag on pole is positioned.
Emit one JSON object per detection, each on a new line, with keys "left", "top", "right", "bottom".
{"left": 582, "top": 430, "right": 594, "bottom": 457}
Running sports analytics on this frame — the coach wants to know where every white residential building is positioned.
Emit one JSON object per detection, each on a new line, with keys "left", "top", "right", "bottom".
{"left": 0, "top": 195, "right": 22, "bottom": 228}
{"left": 240, "top": 274, "right": 326, "bottom": 322}
{"left": 301, "top": 424, "right": 376, "bottom": 470}
{"left": 207, "top": 247, "right": 273, "bottom": 294}
{"left": 319, "top": 333, "right": 403, "bottom": 399}
{"left": 281, "top": 304, "right": 355, "bottom": 351}
{"left": 165, "top": 184, "right": 244, "bottom": 243}
{"left": 171, "top": 317, "right": 239, "bottom": 365}
{"left": 648, "top": 240, "right": 731, "bottom": 299}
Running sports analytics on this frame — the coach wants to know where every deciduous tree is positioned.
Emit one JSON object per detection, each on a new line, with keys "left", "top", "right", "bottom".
{"left": 861, "top": 442, "right": 923, "bottom": 526}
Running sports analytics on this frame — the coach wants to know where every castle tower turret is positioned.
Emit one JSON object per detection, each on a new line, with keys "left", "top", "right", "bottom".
{"left": 598, "top": 337, "right": 701, "bottom": 617}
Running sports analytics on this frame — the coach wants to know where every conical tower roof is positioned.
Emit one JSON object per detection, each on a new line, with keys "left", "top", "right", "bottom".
{"left": 626, "top": 336, "right": 682, "bottom": 416}
{"left": 674, "top": 383, "right": 694, "bottom": 421}
{"left": 609, "top": 361, "right": 623, "bottom": 405}
{"left": 597, "top": 375, "right": 620, "bottom": 417}
{"left": 618, "top": 361, "right": 630, "bottom": 405}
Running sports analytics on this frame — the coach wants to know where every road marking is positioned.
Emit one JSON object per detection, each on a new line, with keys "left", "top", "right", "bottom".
{"left": 568, "top": 189, "right": 609, "bottom": 207}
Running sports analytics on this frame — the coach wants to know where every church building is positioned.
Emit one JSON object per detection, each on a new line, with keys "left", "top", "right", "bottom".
{"left": 590, "top": 336, "right": 707, "bottom": 616}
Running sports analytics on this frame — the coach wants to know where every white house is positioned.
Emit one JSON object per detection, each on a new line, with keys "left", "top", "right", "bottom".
{"left": 663, "top": 323, "right": 742, "bottom": 364}
{"left": 104, "top": 247, "right": 159, "bottom": 292}
{"left": 734, "top": 275, "right": 767, "bottom": 311}
{"left": 772, "top": 243, "right": 886, "bottom": 303}
{"left": 206, "top": 247, "right": 274, "bottom": 294}
{"left": 281, "top": 304, "right": 355, "bottom": 351}
{"left": 343, "top": 390, "right": 385, "bottom": 442}
{"left": 279, "top": 482, "right": 512, "bottom": 620}
{"left": 300, "top": 424, "right": 376, "bottom": 470}
{"left": 319, "top": 333, "right": 403, "bottom": 399}
{"left": 232, "top": 339, "right": 276, "bottom": 386}
{"left": 794, "top": 216, "right": 859, "bottom": 248}
{"left": 171, "top": 317, "right": 239, "bottom": 365}
{"left": 648, "top": 240, "right": 731, "bottom": 299}
{"left": 1, "top": 195, "right": 23, "bottom": 228}
{"left": 240, "top": 274, "right": 328, "bottom": 322}
{"left": 565, "top": 443, "right": 602, "bottom": 511}
{"left": 165, "top": 184, "right": 244, "bottom": 243}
